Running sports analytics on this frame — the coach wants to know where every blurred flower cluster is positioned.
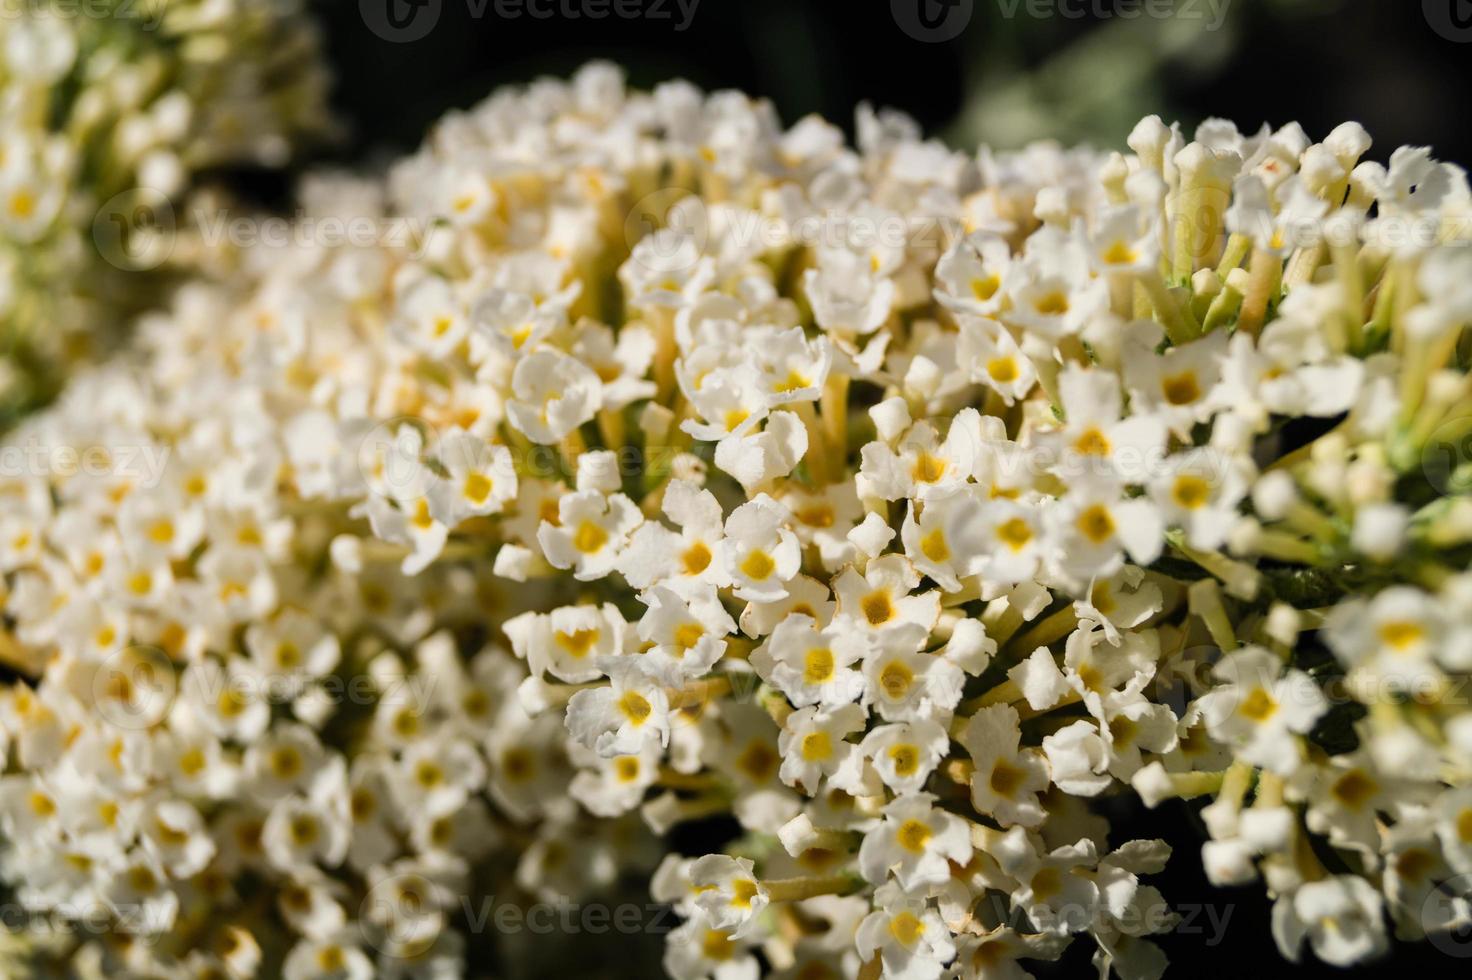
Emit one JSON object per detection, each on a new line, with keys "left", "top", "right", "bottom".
{"left": 3, "top": 61, "right": 1472, "bottom": 979}
{"left": 0, "top": 0, "right": 334, "bottom": 424}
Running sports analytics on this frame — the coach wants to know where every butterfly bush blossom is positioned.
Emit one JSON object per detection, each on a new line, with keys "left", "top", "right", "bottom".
{"left": 2, "top": 62, "right": 1472, "bottom": 978}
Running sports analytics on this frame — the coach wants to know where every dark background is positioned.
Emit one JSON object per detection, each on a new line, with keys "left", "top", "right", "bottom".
{"left": 317, "top": 0, "right": 1472, "bottom": 171}
{"left": 312, "top": 1, "right": 1470, "bottom": 976}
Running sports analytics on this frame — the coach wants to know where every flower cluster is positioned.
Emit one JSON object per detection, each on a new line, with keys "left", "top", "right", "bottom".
{"left": 0, "top": 1, "right": 334, "bottom": 421}
{"left": 3, "top": 61, "right": 1472, "bottom": 978}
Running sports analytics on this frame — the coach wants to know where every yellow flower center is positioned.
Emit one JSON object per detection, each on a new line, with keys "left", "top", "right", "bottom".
{"left": 989, "top": 759, "right": 1025, "bottom": 798}
{"left": 1073, "top": 427, "right": 1111, "bottom": 456}
{"left": 889, "top": 743, "right": 920, "bottom": 777}
{"left": 919, "top": 528, "right": 950, "bottom": 563}
{"left": 740, "top": 549, "right": 776, "bottom": 581}
{"left": 1162, "top": 370, "right": 1202, "bottom": 406}
{"left": 463, "top": 472, "right": 493, "bottom": 504}
{"left": 801, "top": 731, "right": 832, "bottom": 761}
{"left": 556, "top": 628, "right": 599, "bottom": 658}
{"left": 862, "top": 590, "right": 895, "bottom": 626}
{"left": 987, "top": 357, "right": 1019, "bottom": 384}
{"left": 803, "top": 647, "right": 835, "bottom": 685}
{"left": 1076, "top": 504, "right": 1116, "bottom": 544}
{"left": 888, "top": 910, "right": 925, "bottom": 947}
{"left": 896, "top": 818, "right": 933, "bottom": 854}
{"left": 1238, "top": 686, "right": 1278, "bottom": 722}
{"left": 680, "top": 541, "right": 713, "bottom": 575}
{"left": 614, "top": 756, "right": 642, "bottom": 783}
{"left": 1171, "top": 475, "right": 1211, "bottom": 510}
{"left": 911, "top": 452, "right": 947, "bottom": 484}
{"left": 879, "top": 660, "right": 914, "bottom": 700}
{"left": 673, "top": 623, "right": 705, "bottom": 653}
{"left": 996, "top": 517, "right": 1033, "bottom": 551}
{"left": 619, "top": 690, "right": 653, "bottom": 726}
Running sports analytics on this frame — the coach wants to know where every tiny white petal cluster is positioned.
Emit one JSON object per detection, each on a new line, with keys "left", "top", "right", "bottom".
{"left": 3, "top": 61, "right": 1472, "bottom": 978}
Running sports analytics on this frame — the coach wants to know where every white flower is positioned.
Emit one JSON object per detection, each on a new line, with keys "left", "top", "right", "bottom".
{"left": 959, "top": 705, "right": 1049, "bottom": 828}
{"left": 754, "top": 326, "right": 832, "bottom": 405}
{"left": 861, "top": 719, "right": 950, "bottom": 795}
{"left": 713, "top": 411, "right": 809, "bottom": 493}
{"left": 723, "top": 494, "right": 801, "bottom": 602}
{"left": 935, "top": 234, "right": 1011, "bottom": 317}
{"left": 834, "top": 555, "right": 940, "bottom": 635}
{"left": 855, "top": 889, "right": 956, "bottom": 980}
{"left": 283, "top": 934, "right": 375, "bottom": 980}
{"left": 777, "top": 482, "right": 863, "bottom": 571}
{"left": 244, "top": 611, "right": 340, "bottom": 696}
{"left": 537, "top": 489, "right": 642, "bottom": 581}
{"left": 141, "top": 798, "right": 216, "bottom": 879}
{"left": 859, "top": 792, "right": 972, "bottom": 891}
{"left": 506, "top": 349, "right": 602, "bottom": 444}
{"left": 636, "top": 585, "right": 736, "bottom": 685}
{"left": 863, "top": 624, "right": 962, "bottom": 723}
{"left": 1042, "top": 720, "right": 1112, "bottom": 797}
{"left": 1148, "top": 448, "right": 1250, "bottom": 550}
{"left": 1045, "top": 364, "right": 1166, "bottom": 485}
{"left": 1272, "top": 876, "right": 1388, "bottom": 967}
{"left": 857, "top": 412, "right": 980, "bottom": 503}
{"left": 950, "top": 928, "right": 1066, "bottom": 980}
{"left": 750, "top": 613, "right": 868, "bottom": 709}
{"left": 776, "top": 703, "right": 866, "bottom": 795}
{"left": 804, "top": 247, "right": 895, "bottom": 336}
{"left": 690, "top": 855, "right": 768, "bottom": 936}
{"left": 471, "top": 287, "right": 561, "bottom": 356}
{"left": 1046, "top": 479, "right": 1163, "bottom": 586}
{"left": 360, "top": 495, "right": 448, "bottom": 576}
{"left": 662, "top": 913, "right": 760, "bottom": 980}
{"left": 992, "top": 827, "right": 1101, "bottom": 935}
{"left": 505, "top": 603, "right": 626, "bottom": 684}
{"left": 1323, "top": 587, "right": 1451, "bottom": 694}
{"left": 427, "top": 429, "right": 518, "bottom": 524}
{"left": 1085, "top": 203, "right": 1160, "bottom": 276}
{"left": 622, "top": 229, "right": 716, "bottom": 307}
{"left": 681, "top": 369, "right": 772, "bottom": 443}
{"left": 393, "top": 276, "right": 468, "bottom": 357}
{"left": 949, "top": 495, "right": 1046, "bottom": 586}
{"left": 1196, "top": 646, "right": 1326, "bottom": 775}
{"left": 1123, "top": 329, "right": 1227, "bottom": 439}
{"left": 569, "top": 739, "right": 661, "bottom": 817}
{"left": 956, "top": 317, "right": 1036, "bottom": 405}
{"left": 618, "top": 478, "right": 730, "bottom": 593}
{"left": 565, "top": 658, "right": 670, "bottom": 757}
{"left": 1002, "top": 227, "right": 1107, "bottom": 342}
{"left": 1434, "top": 786, "right": 1472, "bottom": 877}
